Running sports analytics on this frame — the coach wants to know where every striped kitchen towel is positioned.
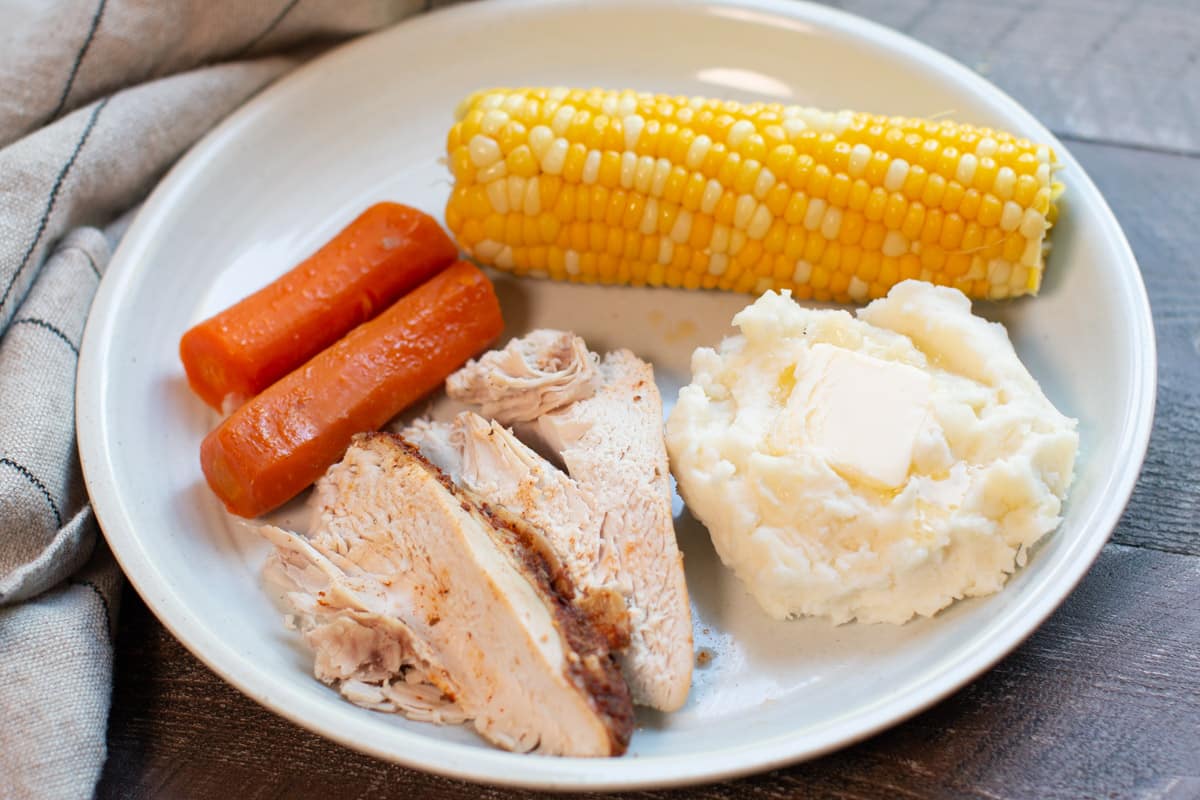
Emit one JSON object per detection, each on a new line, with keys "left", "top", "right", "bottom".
{"left": 0, "top": 2, "right": 458, "bottom": 797}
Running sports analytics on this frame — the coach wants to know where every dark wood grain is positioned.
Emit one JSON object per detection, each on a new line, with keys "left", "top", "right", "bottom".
{"left": 98, "top": 543, "right": 1200, "bottom": 800}
{"left": 99, "top": 1, "right": 1200, "bottom": 798}
{"left": 1065, "top": 141, "right": 1200, "bottom": 557}
{"left": 833, "top": 0, "right": 1200, "bottom": 155}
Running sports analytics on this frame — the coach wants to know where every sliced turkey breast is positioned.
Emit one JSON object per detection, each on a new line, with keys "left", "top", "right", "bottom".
{"left": 446, "top": 328, "right": 599, "bottom": 422}
{"left": 261, "top": 432, "right": 634, "bottom": 756}
{"left": 262, "top": 523, "right": 466, "bottom": 723}
{"left": 405, "top": 412, "right": 629, "bottom": 650}
{"left": 447, "top": 334, "right": 694, "bottom": 712}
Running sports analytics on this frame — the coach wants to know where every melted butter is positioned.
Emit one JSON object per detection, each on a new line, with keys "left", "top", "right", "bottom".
{"left": 773, "top": 365, "right": 798, "bottom": 405}
{"left": 802, "top": 344, "right": 932, "bottom": 490}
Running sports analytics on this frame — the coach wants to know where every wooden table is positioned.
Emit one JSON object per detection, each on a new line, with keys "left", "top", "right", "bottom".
{"left": 98, "top": 1, "right": 1200, "bottom": 797}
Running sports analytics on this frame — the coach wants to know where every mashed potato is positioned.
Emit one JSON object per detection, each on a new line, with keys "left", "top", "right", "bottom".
{"left": 666, "top": 280, "right": 1078, "bottom": 624}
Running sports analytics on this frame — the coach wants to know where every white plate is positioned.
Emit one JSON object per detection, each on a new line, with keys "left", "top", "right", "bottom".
{"left": 77, "top": 0, "right": 1156, "bottom": 790}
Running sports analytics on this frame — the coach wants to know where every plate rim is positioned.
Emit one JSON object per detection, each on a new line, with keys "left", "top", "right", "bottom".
{"left": 76, "top": 0, "right": 1158, "bottom": 789}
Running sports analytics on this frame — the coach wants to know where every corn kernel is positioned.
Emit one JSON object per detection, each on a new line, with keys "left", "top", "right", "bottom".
{"left": 766, "top": 144, "right": 796, "bottom": 177}
{"left": 803, "top": 233, "right": 826, "bottom": 264}
{"left": 450, "top": 147, "right": 477, "bottom": 183}
{"left": 899, "top": 203, "right": 925, "bottom": 241}
{"left": 958, "top": 188, "right": 982, "bottom": 220}
{"left": 763, "top": 219, "right": 788, "bottom": 254}
{"left": 921, "top": 243, "right": 945, "bottom": 271}
{"left": 808, "top": 164, "right": 832, "bottom": 199}
{"left": 787, "top": 154, "right": 815, "bottom": 190}
{"left": 940, "top": 213, "right": 965, "bottom": 250}
{"left": 961, "top": 221, "right": 984, "bottom": 253}
{"left": 864, "top": 187, "right": 888, "bottom": 222}
{"left": 862, "top": 221, "right": 886, "bottom": 252}
{"left": 682, "top": 173, "right": 707, "bottom": 211}
{"left": 657, "top": 203, "right": 678, "bottom": 237}
{"left": 803, "top": 197, "right": 826, "bottom": 231}
{"left": 883, "top": 193, "right": 908, "bottom": 230}
{"left": 734, "top": 159, "right": 762, "bottom": 195}
{"left": 921, "top": 173, "right": 946, "bottom": 208}
{"left": 765, "top": 183, "right": 792, "bottom": 217}
{"left": 663, "top": 166, "right": 689, "bottom": 205}
{"left": 452, "top": 88, "right": 1059, "bottom": 301}
{"left": 714, "top": 193, "right": 738, "bottom": 226}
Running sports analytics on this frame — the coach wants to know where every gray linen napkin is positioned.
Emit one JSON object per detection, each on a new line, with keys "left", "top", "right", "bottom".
{"left": 0, "top": 2, "right": 457, "bottom": 797}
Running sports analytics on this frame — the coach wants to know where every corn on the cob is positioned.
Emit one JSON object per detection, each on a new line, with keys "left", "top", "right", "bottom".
{"left": 445, "top": 87, "right": 1062, "bottom": 302}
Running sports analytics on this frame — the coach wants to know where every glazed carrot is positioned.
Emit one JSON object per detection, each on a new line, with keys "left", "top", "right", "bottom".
{"left": 180, "top": 202, "right": 458, "bottom": 411}
{"left": 200, "top": 261, "right": 503, "bottom": 518}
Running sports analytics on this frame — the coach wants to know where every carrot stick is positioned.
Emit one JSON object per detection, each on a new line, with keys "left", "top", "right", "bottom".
{"left": 200, "top": 261, "right": 503, "bottom": 518}
{"left": 180, "top": 202, "right": 458, "bottom": 411}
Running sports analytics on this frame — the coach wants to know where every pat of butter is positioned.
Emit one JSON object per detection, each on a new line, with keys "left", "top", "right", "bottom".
{"left": 803, "top": 344, "right": 931, "bottom": 489}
